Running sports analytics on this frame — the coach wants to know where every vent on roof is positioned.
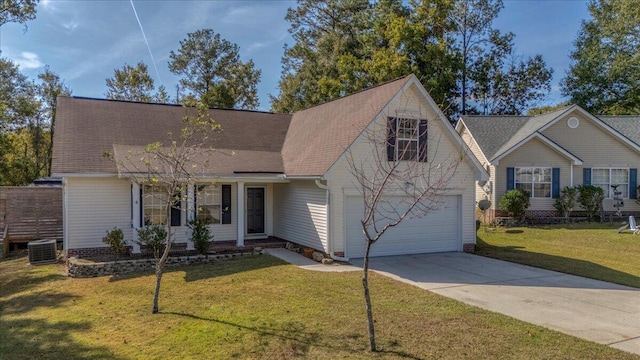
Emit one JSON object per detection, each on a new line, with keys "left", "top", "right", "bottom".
{"left": 28, "top": 239, "right": 57, "bottom": 265}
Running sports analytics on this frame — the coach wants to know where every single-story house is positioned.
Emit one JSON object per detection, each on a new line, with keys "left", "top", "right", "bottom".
{"left": 455, "top": 105, "right": 640, "bottom": 219}
{"left": 52, "top": 74, "right": 488, "bottom": 259}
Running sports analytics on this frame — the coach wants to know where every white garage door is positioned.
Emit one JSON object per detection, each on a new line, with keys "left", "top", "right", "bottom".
{"left": 345, "top": 195, "right": 460, "bottom": 258}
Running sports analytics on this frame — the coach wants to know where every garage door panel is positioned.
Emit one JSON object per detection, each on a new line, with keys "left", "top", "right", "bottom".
{"left": 345, "top": 196, "right": 460, "bottom": 258}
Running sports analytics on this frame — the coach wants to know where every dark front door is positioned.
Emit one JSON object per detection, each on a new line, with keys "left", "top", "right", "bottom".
{"left": 246, "top": 188, "right": 264, "bottom": 234}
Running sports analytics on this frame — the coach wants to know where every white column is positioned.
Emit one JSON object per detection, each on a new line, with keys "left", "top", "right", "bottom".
{"left": 186, "top": 185, "right": 195, "bottom": 250}
{"left": 237, "top": 181, "right": 245, "bottom": 247}
{"left": 130, "top": 182, "right": 141, "bottom": 254}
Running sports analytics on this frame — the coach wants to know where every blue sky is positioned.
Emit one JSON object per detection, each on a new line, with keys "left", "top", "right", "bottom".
{"left": 1, "top": 0, "right": 590, "bottom": 111}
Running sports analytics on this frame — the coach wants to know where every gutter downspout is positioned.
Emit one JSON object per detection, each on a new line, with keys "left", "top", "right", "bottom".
{"left": 314, "top": 180, "right": 349, "bottom": 262}
{"left": 62, "top": 177, "right": 68, "bottom": 260}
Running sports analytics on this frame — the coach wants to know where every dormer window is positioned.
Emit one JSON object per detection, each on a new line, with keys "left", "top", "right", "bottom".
{"left": 387, "top": 117, "right": 428, "bottom": 162}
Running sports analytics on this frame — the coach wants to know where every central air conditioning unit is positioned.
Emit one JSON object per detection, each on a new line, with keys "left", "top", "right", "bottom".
{"left": 28, "top": 239, "right": 57, "bottom": 265}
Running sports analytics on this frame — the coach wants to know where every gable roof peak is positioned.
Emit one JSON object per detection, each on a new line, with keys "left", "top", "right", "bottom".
{"left": 281, "top": 74, "right": 415, "bottom": 176}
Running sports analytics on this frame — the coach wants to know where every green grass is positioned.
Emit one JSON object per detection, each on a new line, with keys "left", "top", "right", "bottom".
{"left": 476, "top": 222, "right": 640, "bottom": 288}
{"left": 1, "top": 253, "right": 638, "bottom": 359}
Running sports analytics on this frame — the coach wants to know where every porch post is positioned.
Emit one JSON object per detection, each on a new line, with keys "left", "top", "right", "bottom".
{"left": 131, "top": 183, "right": 141, "bottom": 254}
{"left": 237, "top": 181, "right": 245, "bottom": 247}
{"left": 186, "top": 185, "right": 195, "bottom": 251}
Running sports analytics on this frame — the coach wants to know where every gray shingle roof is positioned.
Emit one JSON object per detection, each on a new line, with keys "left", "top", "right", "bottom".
{"left": 599, "top": 116, "right": 640, "bottom": 146}
{"left": 459, "top": 105, "right": 640, "bottom": 161}
{"left": 282, "top": 75, "right": 413, "bottom": 176}
{"left": 459, "top": 115, "right": 531, "bottom": 160}
{"left": 52, "top": 75, "right": 414, "bottom": 177}
{"left": 52, "top": 97, "right": 292, "bottom": 175}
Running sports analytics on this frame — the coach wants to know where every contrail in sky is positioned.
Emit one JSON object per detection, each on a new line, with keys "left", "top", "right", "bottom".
{"left": 130, "top": 0, "right": 162, "bottom": 84}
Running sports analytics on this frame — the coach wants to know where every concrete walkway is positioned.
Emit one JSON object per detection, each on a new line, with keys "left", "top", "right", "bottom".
{"left": 266, "top": 249, "right": 640, "bottom": 355}
{"left": 264, "top": 248, "right": 359, "bottom": 272}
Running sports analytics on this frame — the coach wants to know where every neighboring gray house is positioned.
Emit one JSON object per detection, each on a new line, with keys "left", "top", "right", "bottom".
{"left": 456, "top": 105, "right": 640, "bottom": 219}
{"left": 53, "top": 75, "right": 487, "bottom": 259}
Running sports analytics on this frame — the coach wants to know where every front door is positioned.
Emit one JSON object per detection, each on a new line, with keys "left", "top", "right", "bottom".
{"left": 246, "top": 188, "right": 264, "bottom": 234}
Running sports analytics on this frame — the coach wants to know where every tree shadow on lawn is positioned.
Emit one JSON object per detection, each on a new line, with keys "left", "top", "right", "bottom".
{"left": 475, "top": 238, "right": 640, "bottom": 288}
{"left": 0, "top": 317, "right": 126, "bottom": 360}
{"left": 162, "top": 311, "right": 423, "bottom": 359}
{"left": 0, "top": 264, "right": 125, "bottom": 360}
{"left": 107, "top": 254, "right": 289, "bottom": 283}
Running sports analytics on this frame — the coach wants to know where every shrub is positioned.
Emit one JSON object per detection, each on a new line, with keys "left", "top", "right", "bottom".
{"left": 137, "top": 225, "right": 168, "bottom": 259}
{"left": 499, "top": 189, "right": 531, "bottom": 220}
{"left": 576, "top": 185, "right": 605, "bottom": 221}
{"left": 554, "top": 186, "right": 578, "bottom": 218}
{"left": 188, "top": 217, "right": 213, "bottom": 255}
{"left": 102, "top": 227, "right": 127, "bottom": 259}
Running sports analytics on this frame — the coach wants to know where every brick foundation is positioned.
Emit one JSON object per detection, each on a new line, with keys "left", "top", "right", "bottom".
{"left": 463, "top": 243, "right": 475, "bottom": 253}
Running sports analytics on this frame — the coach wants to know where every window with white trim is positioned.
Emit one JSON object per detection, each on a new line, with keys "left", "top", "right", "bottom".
{"left": 143, "top": 185, "right": 181, "bottom": 226}
{"left": 592, "top": 168, "right": 629, "bottom": 198}
{"left": 196, "top": 185, "right": 221, "bottom": 224}
{"left": 515, "top": 167, "right": 551, "bottom": 198}
{"left": 397, "top": 118, "right": 419, "bottom": 161}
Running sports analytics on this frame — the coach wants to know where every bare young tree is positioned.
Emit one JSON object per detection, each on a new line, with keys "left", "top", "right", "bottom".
{"left": 346, "top": 106, "right": 466, "bottom": 352}
{"left": 106, "top": 101, "right": 220, "bottom": 313}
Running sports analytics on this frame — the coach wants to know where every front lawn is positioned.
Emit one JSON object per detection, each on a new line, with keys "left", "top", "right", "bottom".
{"left": 1, "top": 253, "right": 637, "bottom": 359}
{"left": 476, "top": 222, "right": 640, "bottom": 288}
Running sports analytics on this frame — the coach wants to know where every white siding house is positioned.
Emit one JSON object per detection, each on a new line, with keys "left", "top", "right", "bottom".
{"left": 54, "top": 74, "right": 487, "bottom": 259}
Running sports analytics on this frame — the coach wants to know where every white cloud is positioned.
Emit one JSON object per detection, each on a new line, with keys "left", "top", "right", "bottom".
{"left": 62, "top": 21, "right": 79, "bottom": 31}
{"left": 14, "top": 52, "right": 44, "bottom": 69}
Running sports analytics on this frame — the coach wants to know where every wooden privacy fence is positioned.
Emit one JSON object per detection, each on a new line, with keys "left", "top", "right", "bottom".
{"left": 0, "top": 186, "right": 63, "bottom": 259}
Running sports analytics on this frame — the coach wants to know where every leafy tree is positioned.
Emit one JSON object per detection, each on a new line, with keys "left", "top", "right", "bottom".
{"left": 37, "top": 65, "right": 72, "bottom": 176}
{"left": 169, "top": 29, "right": 260, "bottom": 109}
{"left": 0, "top": 57, "right": 40, "bottom": 185}
{"left": 526, "top": 101, "right": 571, "bottom": 116}
{"left": 106, "top": 101, "right": 221, "bottom": 313}
{"left": 450, "top": 0, "right": 503, "bottom": 115}
{"left": 271, "top": 0, "right": 372, "bottom": 113}
{"left": 105, "top": 62, "right": 168, "bottom": 103}
{"left": 499, "top": 189, "right": 530, "bottom": 220}
{"left": 470, "top": 31, "right": 552, "bottom": 115}
{"left": 346, "top": 113, "right": 464, "bottom": 351}
{"left": 402, "top": 0, "right": 460, "bottom": 115}
{"left": 561, "top": 0, "right": 639, "bottom": 114}
{"left": 272, "top": 0, "right": 551, "bottom": 117}
{"left": 0, "top": 0, "right": 38, "bottom": 28}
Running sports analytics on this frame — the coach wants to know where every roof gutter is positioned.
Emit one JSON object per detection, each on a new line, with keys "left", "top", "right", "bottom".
{"left": 314, "top": 179, "right": 349, "bottom": 263}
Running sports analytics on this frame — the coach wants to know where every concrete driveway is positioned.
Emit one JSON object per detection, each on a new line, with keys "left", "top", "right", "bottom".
{"left": 349, "top": 253, "right": 640, "bottom": 356}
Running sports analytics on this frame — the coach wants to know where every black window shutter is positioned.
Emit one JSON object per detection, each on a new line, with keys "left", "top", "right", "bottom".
{"left": 583, "top": 168, "right": 591, "bottom": 186}
{"left": 387, "top": 117, "right": 396, "bottom": 161}
{"left": 630, "top": 168, "right": 637, "bottom": 199}
{"left": 418, "top": 119, "right": 428, "bottom": 162}
{"left": 171, "top": 192, "right": 181, "bottom": 227}
{"left": 552, "top": 168, "right": 560, "bottom": 198}
{"left": 222, "top": 185, "right": 232, "bottom": 224}
{"left": 506, "top": 167, "right": 515, "bottom": 190}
